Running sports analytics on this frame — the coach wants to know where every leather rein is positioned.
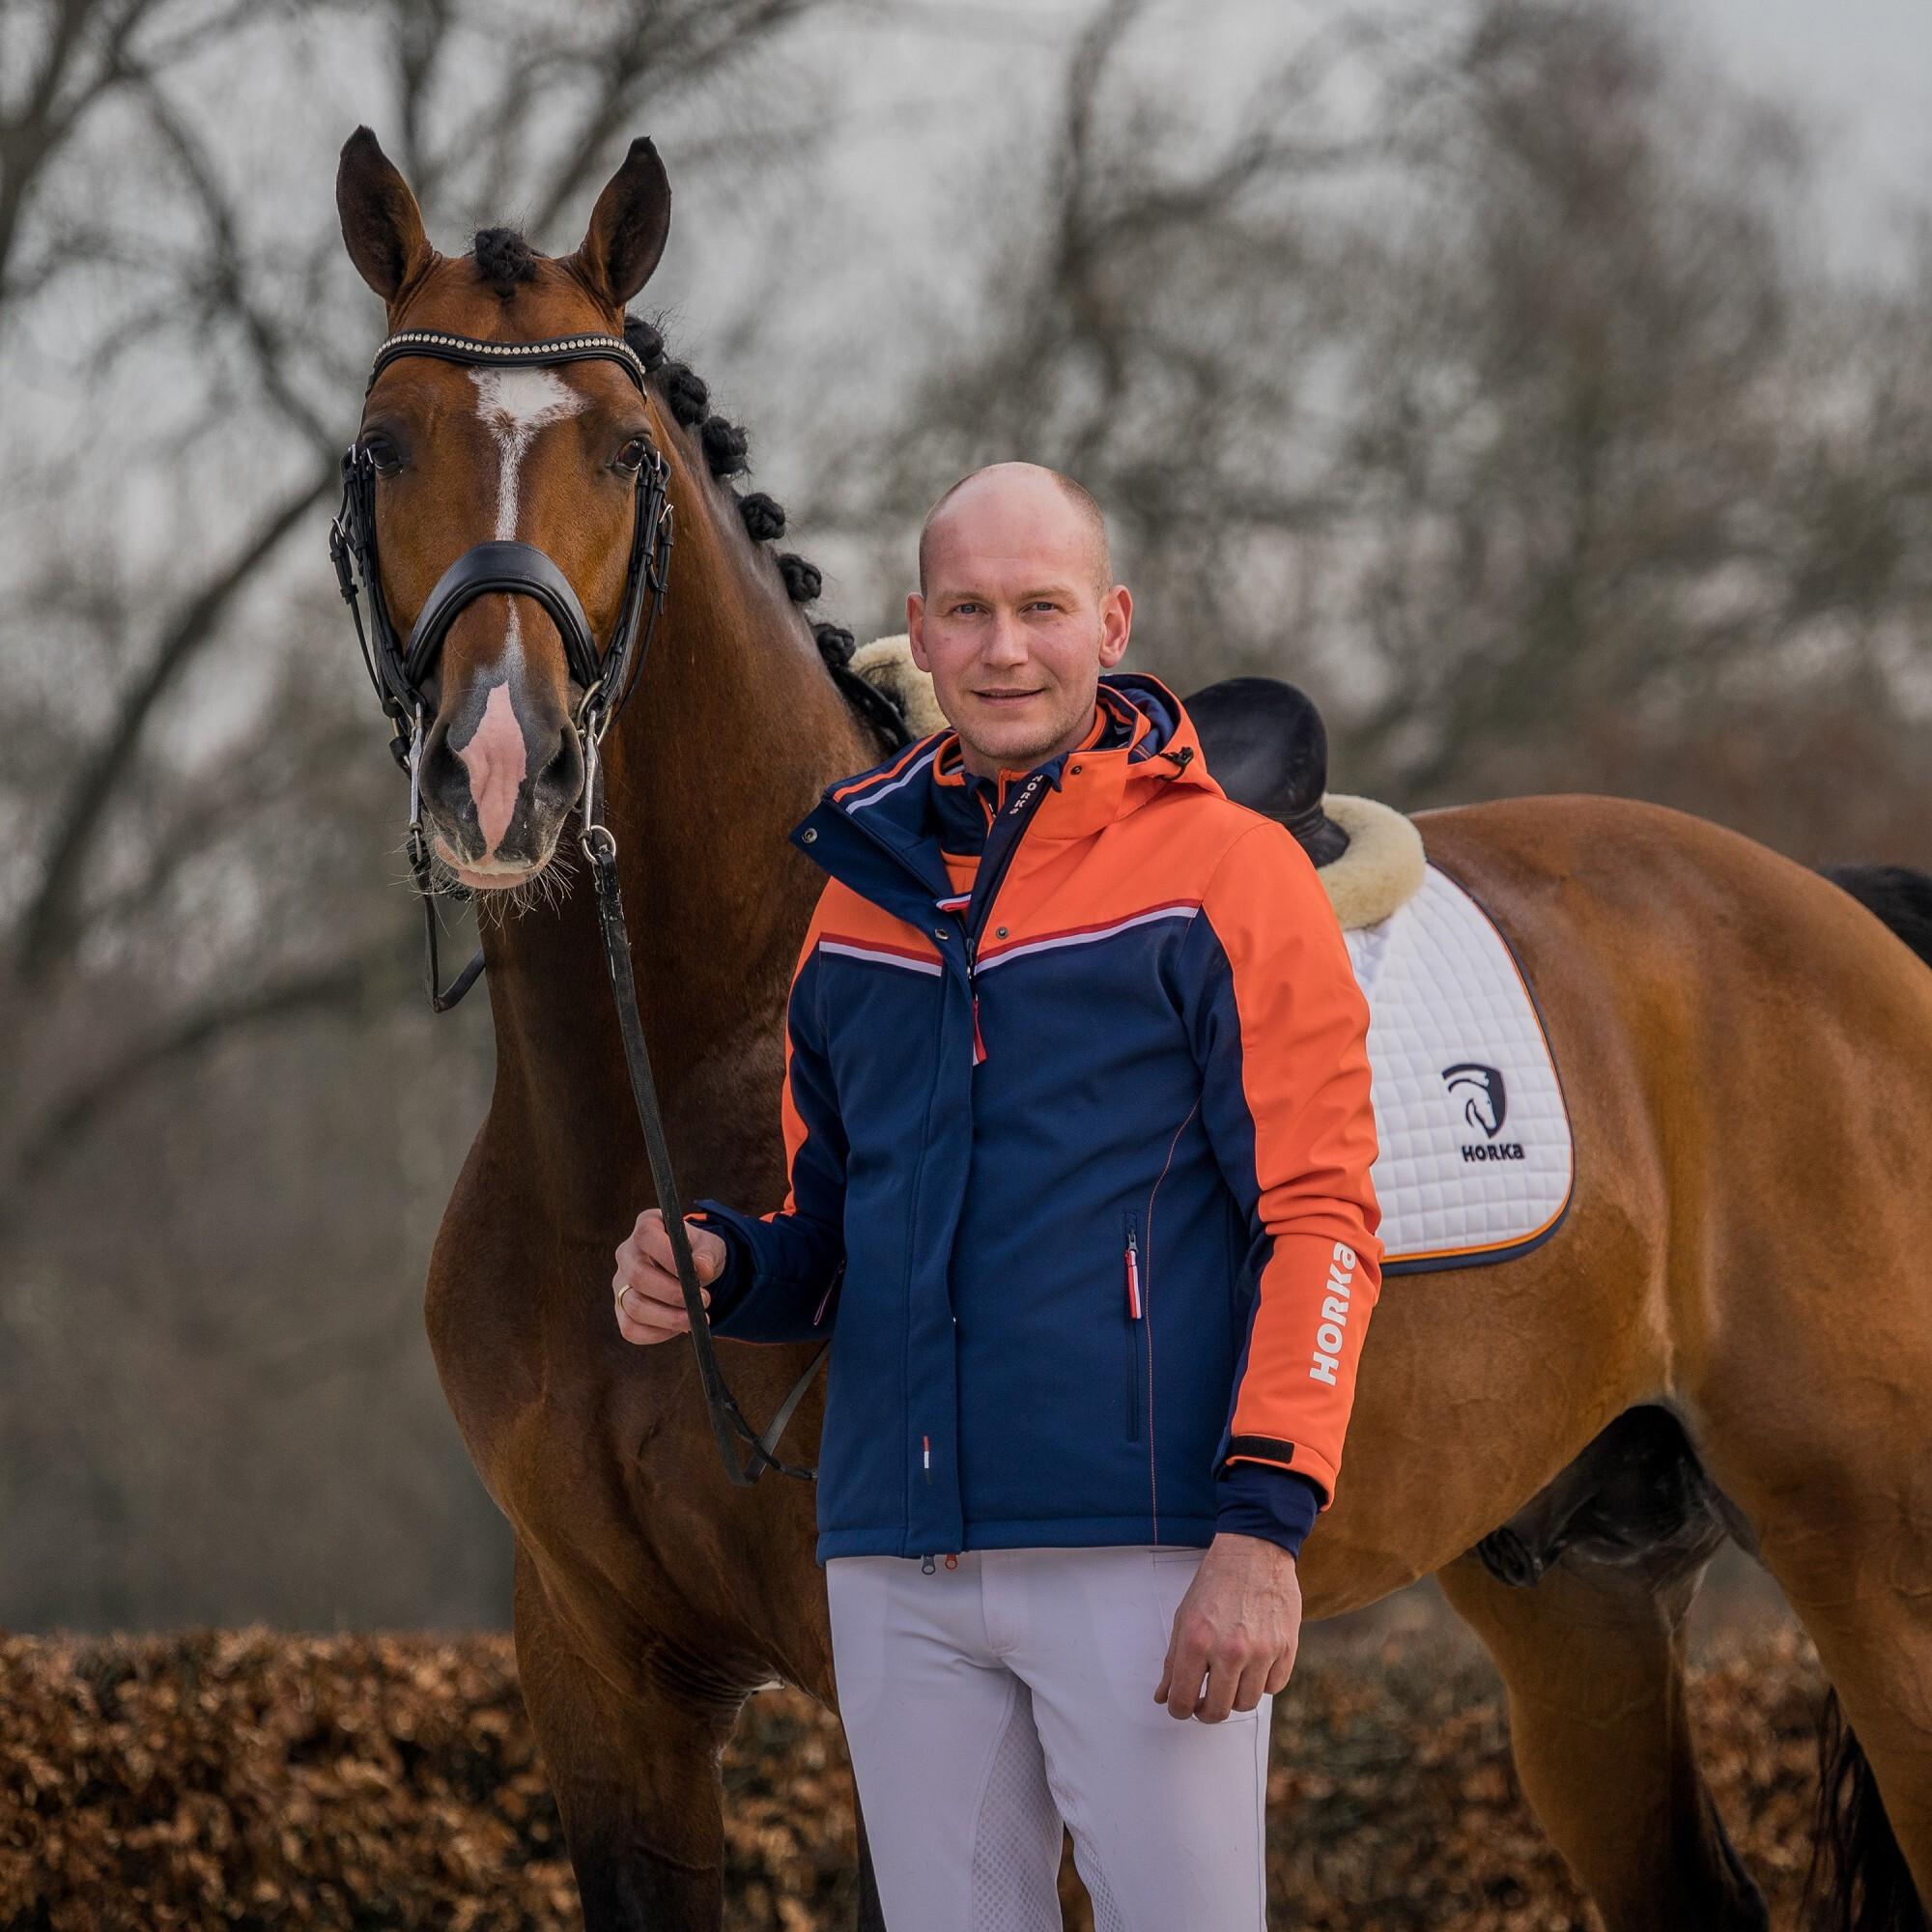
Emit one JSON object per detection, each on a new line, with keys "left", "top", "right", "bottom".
{"left": 327, "top": 326, "right": 834, "bottom": 1487}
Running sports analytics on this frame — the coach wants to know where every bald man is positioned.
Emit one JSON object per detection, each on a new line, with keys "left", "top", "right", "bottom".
{"left": 614, "top": 461, "right": 1383, "bottom": 1929}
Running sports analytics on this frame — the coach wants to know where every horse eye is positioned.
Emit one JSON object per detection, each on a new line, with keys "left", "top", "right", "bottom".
{"left": 359, "top": 435, "right": 401, "bottom": 475}
{"left": 613, "top": 435, "right": 650, "bottom": 473}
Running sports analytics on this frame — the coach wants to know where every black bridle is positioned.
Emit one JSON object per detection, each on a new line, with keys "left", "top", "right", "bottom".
{"left": 330, "top": 328, "right": 674, "bottom": 1008}
{"left": 328, "top": 327, "right": 827, "bottom": 1486}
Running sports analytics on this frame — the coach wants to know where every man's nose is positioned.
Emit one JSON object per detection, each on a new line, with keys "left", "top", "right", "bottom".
{"left": 984, "top": 612, "right": 1028, "bottom": 663}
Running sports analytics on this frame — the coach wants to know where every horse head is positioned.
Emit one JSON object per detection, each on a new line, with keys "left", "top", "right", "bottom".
{"left": 334, "top": 126, "right": 672, "bottom": 891}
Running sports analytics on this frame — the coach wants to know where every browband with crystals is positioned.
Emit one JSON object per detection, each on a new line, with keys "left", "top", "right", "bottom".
{"left": 363, "top": 328, "right": 650, "bottom": 396}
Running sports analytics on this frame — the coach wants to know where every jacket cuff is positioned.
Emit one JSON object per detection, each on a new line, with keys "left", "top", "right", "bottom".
{"left": 1213, "top": 1463, "right": 1322, "bottom": 1561}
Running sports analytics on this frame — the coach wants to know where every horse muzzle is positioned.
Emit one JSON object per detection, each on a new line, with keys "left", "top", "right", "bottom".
{"left": 419, "top": 683, "right": 585, "bottom": 886}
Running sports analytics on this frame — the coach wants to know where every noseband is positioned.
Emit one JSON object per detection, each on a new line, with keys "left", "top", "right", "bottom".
{"left": 327, "top": 327, "right": 824, "bottom": 1487}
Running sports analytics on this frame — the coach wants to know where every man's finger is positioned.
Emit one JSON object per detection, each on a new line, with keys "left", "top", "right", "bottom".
{"left": 611, "top": 1260, "right": 711, "bottom": 1337}
{"left": 1230, "top": 1652, "right": 1273, "bottom": 1716}
{"left": 613, "top": 1260, "right": 708, "bottom": 1316}
{"left": 614, "top": 1285, "right": 691, "bottom": 1343}
{"left": 1194, "top": 1645, "right": 1244, "bottom": 1724}
{"left": 1162, "top": 1615, "right": 1209, "bottom": 1720}
{"left": 640, "top": 1213, "right": 724, "bottom": 1285}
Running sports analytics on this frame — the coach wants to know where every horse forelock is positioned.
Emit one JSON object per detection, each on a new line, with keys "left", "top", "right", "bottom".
{"left": 472, "top": 226, "right": 540, "bottom": 298}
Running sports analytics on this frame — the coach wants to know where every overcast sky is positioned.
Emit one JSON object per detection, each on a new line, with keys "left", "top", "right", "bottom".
{"left": 834, "top": 0, "right": 1932, "bottom": 263}
{"left": 1696, "top": 0, "right": 1930, "bottom": 264}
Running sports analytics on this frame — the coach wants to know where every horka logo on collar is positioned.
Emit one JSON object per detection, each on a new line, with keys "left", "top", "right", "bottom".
{"left": 1441, "top": 1061, "right": 1525, "bottom": 1161}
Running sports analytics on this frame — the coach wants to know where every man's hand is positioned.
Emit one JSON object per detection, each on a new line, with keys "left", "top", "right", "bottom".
{"left": 1154, "top": 1532, "right": 1302, "bottom": 1721}
{"left": 612, "top": 1208, "right": 726, "bottom": 1345}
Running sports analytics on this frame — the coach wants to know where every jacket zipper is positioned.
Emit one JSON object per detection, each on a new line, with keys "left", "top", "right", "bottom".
{"left": 898, "top": 929, "right": 951, "bottom": 1575}
{"left": 919, "top": 771, "right": 1049, "bottom": 1570}
{"left": 1136, "top": 1102, "right": 1196, "bottom": 1538}
{"left": 811, "top": 1257, "right": 844, "bottom": 1327}
{"left": 961, "top": 769, "right": 1053, "bottom": 1065}
{"left": 1123, "top": 1211, "right": 1144, "bottom": 1442}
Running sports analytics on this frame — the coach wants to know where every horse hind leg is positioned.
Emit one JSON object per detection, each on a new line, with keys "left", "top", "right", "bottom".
{"left": 1438, "top": 1405, "right": 1768, "bottom": 1931}
{"left": 1708, "top": 1406, "right": 1932, "bottom": 1926}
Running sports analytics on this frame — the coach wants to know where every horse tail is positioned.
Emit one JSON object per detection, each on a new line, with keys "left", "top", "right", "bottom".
{"left": 1802, "top": 1686, "right": 1929, "bottom": 1932}
{"left": 1820, "top": 862, "right": 1932, "bottom": 971}
{"left": 1802, "top": 863, "right": 1932, "bottom": 1927}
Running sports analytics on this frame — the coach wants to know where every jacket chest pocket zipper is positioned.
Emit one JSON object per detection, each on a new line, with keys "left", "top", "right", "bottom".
{"left": 1122, "top": 1210, "right": 1145, "bottom": 1442}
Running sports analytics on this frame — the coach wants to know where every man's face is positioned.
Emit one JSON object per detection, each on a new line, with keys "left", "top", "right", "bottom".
{"left": 907, "top": 473, "right": 1131, "bottom": 779}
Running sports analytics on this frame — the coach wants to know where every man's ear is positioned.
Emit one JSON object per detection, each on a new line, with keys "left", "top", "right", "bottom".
{"left": 1098, "top": 584, "right": 1132, "bottom": 667}
{"left": 566, "top": 136, "right": 671, "bottom": 310}
{"left": 907, "top": 592, "right": 929, "bottom": 670}
{"left": 336, "top": 126, "right": 436, "bottom": 303}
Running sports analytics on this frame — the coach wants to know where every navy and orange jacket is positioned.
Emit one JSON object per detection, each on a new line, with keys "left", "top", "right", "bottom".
{"left": 690, "top": 668, "right": 1383, "bottom": 1568}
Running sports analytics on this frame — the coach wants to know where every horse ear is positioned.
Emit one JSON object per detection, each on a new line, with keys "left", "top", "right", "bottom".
{"left": 336, "top": 125, "right": 435, "bottom": 303}
{"left": 569, "top": 136, "right": 671, "bottom": 309}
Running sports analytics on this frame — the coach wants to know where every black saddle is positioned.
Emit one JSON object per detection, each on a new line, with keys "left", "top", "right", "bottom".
{"left": 1181, "top": 676, "right": 1350, "bottom": 867}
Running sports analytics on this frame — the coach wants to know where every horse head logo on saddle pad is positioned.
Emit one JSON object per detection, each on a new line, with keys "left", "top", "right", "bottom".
{"left": 1442, "top": 1061, "right": 1507, "bottom": 1138}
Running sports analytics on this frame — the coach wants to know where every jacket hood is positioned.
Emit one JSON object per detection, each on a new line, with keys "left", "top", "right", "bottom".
{"left": 789, "top": 669, "right": 1223, "bottom": 923}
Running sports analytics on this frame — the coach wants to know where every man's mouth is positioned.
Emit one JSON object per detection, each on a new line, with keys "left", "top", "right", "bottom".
{"left": 976, "top": 688, "right": 1043, "bottom": 705}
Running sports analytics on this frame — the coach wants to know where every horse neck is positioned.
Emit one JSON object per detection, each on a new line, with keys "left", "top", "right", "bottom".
{"left": 476, "top": 485, "right": 879, "bottom": 1226}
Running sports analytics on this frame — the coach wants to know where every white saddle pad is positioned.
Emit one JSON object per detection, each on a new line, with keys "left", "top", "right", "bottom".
{"left": 1342, "top": 863, "right": 1574, "bottom": 1272}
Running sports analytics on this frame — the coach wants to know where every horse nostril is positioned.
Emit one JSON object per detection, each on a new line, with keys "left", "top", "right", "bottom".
{"left": 409, "top": 724, "right": 490, "bottom": 864}
{"left": 419, "top": 731, "right": 473, "bottom": 824}
{"left": 535, "top": 727, "right": 584, "bottom": 811}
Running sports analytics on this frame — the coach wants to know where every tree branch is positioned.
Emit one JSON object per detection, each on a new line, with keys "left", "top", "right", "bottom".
{"left": 10, "top": 948, "right": 393, "bottom": 1185}
{"left": 15, "top": 464, "right": 336, "bottom": 981}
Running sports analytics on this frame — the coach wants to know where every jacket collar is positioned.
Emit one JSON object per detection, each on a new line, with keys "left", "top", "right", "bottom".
{"left": 788, "top": 669, "right": 1222, "bottom": 920}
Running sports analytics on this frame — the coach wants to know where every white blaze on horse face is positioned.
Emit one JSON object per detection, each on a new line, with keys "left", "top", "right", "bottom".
{"left": 469, "top": 366, "right": 586, "bottom": 652}
{"left": 456, "top": 680, "right": 527, "bottom": 859}
{"left": 451, "top": 367, "right": 582, "bottom": 861}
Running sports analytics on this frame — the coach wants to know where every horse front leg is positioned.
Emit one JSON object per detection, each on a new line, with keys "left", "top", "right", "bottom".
{"left": 513, "top": 1536, "right": 739, "bottom": 1930}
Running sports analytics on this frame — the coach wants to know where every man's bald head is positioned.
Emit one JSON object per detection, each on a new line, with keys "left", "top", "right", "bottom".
{"left": 905, "top": 459, "right": 1133, "bottom": 778}
{"left": 918, "top": 462, "right": 1113, "bottom": 602}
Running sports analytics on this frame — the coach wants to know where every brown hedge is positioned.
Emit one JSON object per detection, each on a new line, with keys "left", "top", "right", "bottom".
{"left": 0, "top": 1621, "right": 1833, "bottom": 1929}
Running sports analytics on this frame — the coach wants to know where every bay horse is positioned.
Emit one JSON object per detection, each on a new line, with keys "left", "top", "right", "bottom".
{"left": 333, "top": 126, "right": 1932, "bottom": 1929}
